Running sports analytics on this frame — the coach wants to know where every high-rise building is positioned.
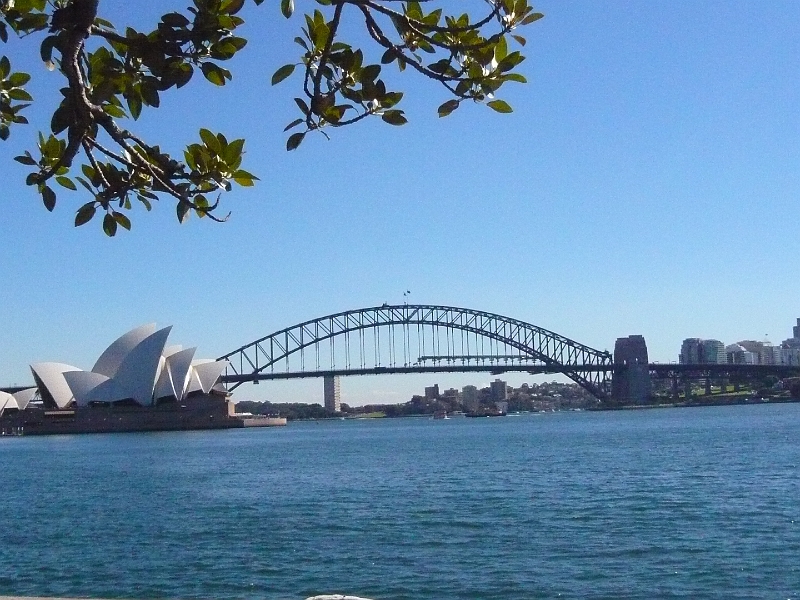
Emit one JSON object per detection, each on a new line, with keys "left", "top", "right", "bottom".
{"left": 490, "top": 379, "right": 508, "bottom": 401}
{"left": 323, "top": 375, "right": 340, "bottom": 412}
{"left": 680, "top": 338, "right": 702, "bottom": 364}
{"left": 782, "top": 318, "right": 800, "bottom": 349}
{"left": 424, "top": 384, "right": 440, "bottom": 400}
{"left": 681, "top": 338, "right": 727, "bottom": 364}
{"left": 726, "top": 344, "right": 757, "bottom": 365}
{"left": 461, "top": 385, "right": 479, "bottom": 412}
{"left": 700, "top": 339, "right": 726, "bottom": 364}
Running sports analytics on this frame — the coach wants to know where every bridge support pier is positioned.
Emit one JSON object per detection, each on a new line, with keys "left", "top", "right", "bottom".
{"left": 612, "top": 336, "right": 652, "bottom": 404}
{"left": 705, "top": 377, "right": 712, "bottom": 396}
{"left": 671, "top": 375, "right": 679, "bottom": 399}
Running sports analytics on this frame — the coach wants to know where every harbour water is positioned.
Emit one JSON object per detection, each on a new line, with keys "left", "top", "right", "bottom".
{"left": 1, "top": 403, "right": 798, "bottom": 599}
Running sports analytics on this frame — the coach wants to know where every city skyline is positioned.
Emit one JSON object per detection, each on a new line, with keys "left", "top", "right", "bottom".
{"left": 3, "top": 1, "right": 800, "bottom": 405}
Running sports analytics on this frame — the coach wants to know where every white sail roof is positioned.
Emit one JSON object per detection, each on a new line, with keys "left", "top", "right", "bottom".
{"left": 63, "top": 371, "right": 111, "bottom": 406}
{"left": 189, "top": 360, "right": 228, "bottom": 394}
{"left": 110, "top": 326, "right": 172, "bottom": 405}
{"left": 30, "top": 362, "right": 82, "bottom": 409}
{"left": 92, "top": 323, "right": 156, "bottom": 378}
{"left": 12, "top": 387, "right": 37, "bottom": 410}
{"left": 154, "top": 347, "right": 196, "bottom": 400}
{"left": 0, "top": 392, "right": 15, "bottom": 416}
{"left": 23, "top": 324, "right": 222, "bottom": 409}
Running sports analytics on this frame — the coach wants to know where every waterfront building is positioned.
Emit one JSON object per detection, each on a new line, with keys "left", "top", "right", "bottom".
{"left": 441, "top": 388, "right": 459, "bottom": 400}
{"left": 323, "top": 375, "right": 341, "bottom": 412}
{"left": 700, "top": 339, "right": 726, "bottom": 364}
{"left": 27, "top": 324, "right": 227, "bottom": 408}
{"left": 424, "top": 384, "right": 440, "bottom": 400}
{"left": 461, "top": 385, "right": 479, "bottom": 412}
{"left": 726, "top": 344, "right": 757, "bottom": 365}
{"left": 781, "top": 318, "right": 800, "bottom": 349}
{"left": 490, "top": 379, "right": 508, "bottom": 401}
{"left": 759, "top": 343, "right": 782, "bottom": 365}
{"left": 782, "top": 347, "right": 800, "bottom": 366}
{"left": 679, "top": 338, "right": 702, "bottom": 364}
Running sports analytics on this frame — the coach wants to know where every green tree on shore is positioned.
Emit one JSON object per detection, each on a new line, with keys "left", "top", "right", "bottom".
{"left": 1, "top": 0, "right": 541, "bottom": 234}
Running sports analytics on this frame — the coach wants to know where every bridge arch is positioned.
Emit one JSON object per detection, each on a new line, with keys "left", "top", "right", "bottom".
{"left": 218, "top": 305, "right": 613, "bottom": 399}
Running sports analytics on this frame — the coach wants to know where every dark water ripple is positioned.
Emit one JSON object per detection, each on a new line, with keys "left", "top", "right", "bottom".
{"left": 1, "top": 404, "right": 799, "bottom": 599}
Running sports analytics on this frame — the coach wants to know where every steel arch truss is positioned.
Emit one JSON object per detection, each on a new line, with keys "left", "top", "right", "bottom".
{"left": 218, "top": 305, "right": 613, "bottom": 399}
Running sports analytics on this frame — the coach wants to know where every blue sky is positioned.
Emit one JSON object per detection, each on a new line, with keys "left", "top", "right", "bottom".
{"left": 2, "top": 1, "right": 799, "bottom": 405}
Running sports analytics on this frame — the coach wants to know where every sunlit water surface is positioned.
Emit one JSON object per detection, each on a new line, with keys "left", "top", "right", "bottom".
{"left": 1, "top": 403, "right": 799, "bottom": 599}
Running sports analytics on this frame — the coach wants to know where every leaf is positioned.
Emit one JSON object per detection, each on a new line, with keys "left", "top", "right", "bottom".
{"left": 381, "top": 110, "right": 407, "bottom": 126}
{"left": 41, "top": 185, "right": 56, "bottom": 212}
{"left": 232, "top": 170, "right": 258, "bottom": 186}
{"left": 487, "top": 99, "right": 513, "bottom": 113}
{"left": 199, "top": 128, "right": 221, "bottom": 153}
{"left": 283, "top": 118, "right": 304, "bottom": 132}
{"left": 281, "top": 0, "right": 294, "bottom": 18}
{"left": 201, "top": 62, "right": 229, "bottom": 86}
{"left": 102, "top": 213, "right": 118, "bottom": 236}
{"left": 271, "top": 63, "right": 296, "bottom": 85}
{"left": 112, "top": 211, "right": 131, "bottom": 231}
{"left": 437, "top": 99, "right": 460, "bottom": 118}
{"left": 55, "top": 175, "right": 77, "bottom": 190}
{"left": 177, "top": 200, "right": 191, "bottom": 223}
{"left": 14, "top": 154, "right": 37, "bottom": 166}
{"left": 74, "top": 203, "right": 96, "bottom": 227}
{"left": 127, "top": 93, "right": 142, "bottom": 120}
{"left": 286, "top": 131, "right": 306, "bottom": 151}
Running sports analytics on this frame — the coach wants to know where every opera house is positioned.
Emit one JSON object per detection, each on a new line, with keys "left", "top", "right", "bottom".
{"left": 0, "top": 324, "right": 265, "bottom": 435}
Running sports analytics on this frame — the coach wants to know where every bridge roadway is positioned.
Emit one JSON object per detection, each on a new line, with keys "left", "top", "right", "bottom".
{"left": 218, "top": 362, "right": 800, "bottom": 384}
{"left": 4, "top": 363, "right": 798, "bottom": 394}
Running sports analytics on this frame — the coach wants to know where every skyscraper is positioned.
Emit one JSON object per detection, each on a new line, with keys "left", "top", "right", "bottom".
{"left": 323, "top": 375, "right": 340, "bottom": 412}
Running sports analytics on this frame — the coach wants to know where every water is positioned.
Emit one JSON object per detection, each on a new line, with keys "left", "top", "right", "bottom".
{"left": 1, "top": 403, "right": 799, "bottom": 600}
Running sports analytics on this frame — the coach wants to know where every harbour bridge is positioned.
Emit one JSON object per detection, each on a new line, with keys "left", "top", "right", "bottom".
{"left": 4, "top": 304, "right": 798, "bottom": 404}
{"left": 218, "top": 304, "right": 615, "bottom": 400}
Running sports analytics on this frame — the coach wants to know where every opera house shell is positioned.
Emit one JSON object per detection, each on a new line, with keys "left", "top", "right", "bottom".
{"left": 1, "top": 324, "right": 244, "bottom": 435}
{"left": 29, "top": 324, "right": 228, "bottom": 409}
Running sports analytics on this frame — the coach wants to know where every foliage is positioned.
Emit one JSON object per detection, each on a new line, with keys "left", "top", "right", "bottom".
{"left": 1, "top": 0, "right": 540, "bottom": 234}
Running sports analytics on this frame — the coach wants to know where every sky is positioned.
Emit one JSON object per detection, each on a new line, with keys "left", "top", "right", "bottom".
{"left": 2, "top": 1, "right": 800, "bottom": 406}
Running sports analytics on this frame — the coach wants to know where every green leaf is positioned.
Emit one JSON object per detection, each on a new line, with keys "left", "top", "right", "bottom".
{"left": 102, "top": 213, "right": 118, "bottom": 236}
{"left": 286, "top": 131, "right": 306, "bottom": 151}
{"left": 127, "top": 94, "right": 142, "bottom": 120}
{"left": 232, "top": 170, "right": 258, "bottom": 186}
{"left": 271, "top": 63, "right": 296, "bottom": 85}
{"left": 55, "top": 175, "right": 76, "bottom": 190}
{"left": 199, "top": 128, "right": 221, "bottom": 153}
{"left": 14, "top": 154, "right": 37, "bottom": 166}
{"left": 8, "top": 72, "right": 31, "bottom": 86}
{"left": 381, "top": 110, "right": 407, "bottom": 126}
{"left": 281, "top": 0, "right": 294, "bottom": 18}
{"left": 487, "top": 99, "right": 513, "bottom": 113}
{"left": 437, "top": 99, "right": 460, "bottom": 118}
{"left": 41, "top": 185, "right": 56, "bottom": 211}
{"left": 201, "top": 62, "right": 230, "bottom": 86}
{"left": 283, "top": 118, "right": 304, "bottom": 132}
{"left": 74, "top": 203, "right": 96, "bottom": 227}
{"left": 177, "top": 200, "right": 191, "bottom": 223}
{"left": 112, "top": 211, "right": 131, "bottom": 231}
